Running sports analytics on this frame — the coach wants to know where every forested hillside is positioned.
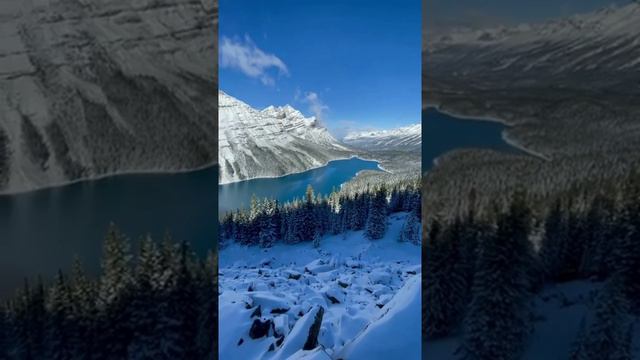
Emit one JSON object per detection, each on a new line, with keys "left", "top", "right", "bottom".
{"left": 0, "top": 227, "right": 216, "bottom": 359}
{"left": 423, "top": 174, "right": 640, "bottom": 359}
{"left": 220, "top": 181, "right": 422, "bottom": 248}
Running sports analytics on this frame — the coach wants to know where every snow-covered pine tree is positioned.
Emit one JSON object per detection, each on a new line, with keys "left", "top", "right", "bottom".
{"left": 399, "top": 187, "right": 422, "bottom": 244}
{"left": 220, "top": 212, "right": 234, "bottom": 242}
{"left": 45, "top": 271, "right": 74, "bottom": 360}
{"left": 539, "top": 199, "right": 570, "bottom": 281}
{"left": 462, "top": 194, "right": 533, "bottom": 360}
{"left": 579, "top": 195, "right": 615, "bottom": 279}
{"left": 96, "top": 223, "right": 133, "bottom": 358}
{"left": 399, "top": 210, "right": 421, "bottom": 245}
{"left": 365, "top": 186, "right": 388, "bottom": 240}
{"left": 570, "top": 276, "right": 632, "bottom": 360}
{"left": 19, "top": 278, "right": 47, "bottom": 358}
{"left": 425, "top": 218, "right": 469, "bottom": 338}
{"left": 612, "top": 224, "right": 640, "bottom": 312}
{"left": 195, "top": 252, "right": 217, "bottom": 359}
{"left": 11, "top": 282, "right": 32, "bottom": 358}
{"left": 69, "top": 257, "right": 96, "bottom": 357}
{"left": 565, "top": 209, "right": 587, "bottom": 279}
{"left": 312, "top": 230, "right": 321, "bottom": 248}
{"left": 298, "top": 185, "right": 316, "bottom": 241}
{"left": 162, "top": 242, "right": 198, "bottom": 358}
{"left": 350, "top": 193, "right": 367, "bottom": 230}
{"left": 459, "top": 209, "right": 483, "bottom": 287}
{"left": 128, "top": 236, "right": 163, "bottom": 359}
{"left": 258, "top": 216, "right": 277, "bottom": 248}
{"left": 388, "top": 188, "right": 402, "bottom": 212}
{"left": 273, "top": 200, "right": 283, "bottom": 241}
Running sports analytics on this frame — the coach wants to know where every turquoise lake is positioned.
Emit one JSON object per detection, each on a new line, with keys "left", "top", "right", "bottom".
{"left": 423, "top": 107, "right": 525, "bottom": 171}
{"left": 0, "top": 167, "right": 217, "bottom": 297}
{"left": 219, "top": 157, "right": 382, "bottom": 215}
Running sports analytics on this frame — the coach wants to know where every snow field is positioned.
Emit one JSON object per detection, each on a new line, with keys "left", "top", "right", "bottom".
{"left": 219, "top": 213, "right": 421, "bottom": 360}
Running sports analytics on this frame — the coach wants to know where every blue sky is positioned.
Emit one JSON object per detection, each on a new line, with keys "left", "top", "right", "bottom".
{"left": 219, "top": 0, "right": 421, "bottom": 139}
{"left": 426, "top": 0, "right": 628, "bottom": 30}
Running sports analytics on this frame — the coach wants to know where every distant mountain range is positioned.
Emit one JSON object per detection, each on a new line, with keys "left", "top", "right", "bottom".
{"left": 426, "top": 2, "right": 640, "bottom": 96}
{"left": 219, "top": 92, "right": 351, "bottom": 184}
{"left": 344, "top": 124, "right": 421, "bottom": 152}
{"left": 0, "top": 0, "right": 217, "bottom": 194}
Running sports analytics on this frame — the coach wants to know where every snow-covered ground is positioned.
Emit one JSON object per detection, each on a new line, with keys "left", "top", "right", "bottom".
{"left": 425, "top": 280, "right": 640, "bottom": 359}
{"left": 219, "top": 213, "right": 421, "bottom": 360}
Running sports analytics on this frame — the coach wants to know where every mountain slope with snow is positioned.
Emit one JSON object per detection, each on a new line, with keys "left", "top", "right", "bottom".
{"left": 343, "top": 124, "right": 421, "bottom": 152}
{"left": 0, "top": 0, "right": 217, "bottom": 194}
{"left": 219, "top": 92, "right": 351, "bottom": 184}
{"left": 426, "top": 2, "right": 640, "bottom": 94}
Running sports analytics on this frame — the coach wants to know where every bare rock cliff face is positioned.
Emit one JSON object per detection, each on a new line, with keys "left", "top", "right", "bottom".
{"left": 0, "top": 0, "right": 217, "bottom": 193}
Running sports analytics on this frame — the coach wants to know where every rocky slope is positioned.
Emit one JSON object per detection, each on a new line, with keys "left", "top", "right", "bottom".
{"left": 343, "top": 124, "right": 421, "bottom": 152}
{"left": 218, "top": 213, "right": 421, "bottom": 359}
{"left": 219, "top": 91, "right": 351, "bottom": 184}
{"left": 0, "top": 0, "right": 217, "bottom": 194}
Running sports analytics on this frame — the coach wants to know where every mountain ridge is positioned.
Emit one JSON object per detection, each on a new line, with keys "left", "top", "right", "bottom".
{"left": 219, "top": 91, "right": 352, "bottom": 184}
{"left": 344, "top": 124, "right": 421, "bottom": 152}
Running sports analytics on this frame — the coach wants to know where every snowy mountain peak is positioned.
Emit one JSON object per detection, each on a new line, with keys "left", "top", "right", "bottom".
{"left": 218, "top": 92, "right": 350, "bottom": 184}
{"left": 343, "top": 124, "right": 421, "bottom": 151}
{"left": 261, "top": 104, "right": 314, "bottom": 125}
{"left": 426, "top": 2, "right": 640, "bottom": 88}
{"left": 345, "top": 124, "right": 421, "bottom": 140}
{"left": 219, "top": 91, "right": 250, "bottom": 108}
{"left": 429, "top": 2, "right": 640, "bottom": 49}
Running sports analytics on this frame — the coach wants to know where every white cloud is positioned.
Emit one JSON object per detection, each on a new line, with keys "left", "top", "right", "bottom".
{"left": 220, "top": 35, "right": 289, "bottom": 86}
{"left": 301, "top": 91, "right": 329, "bottom": 123}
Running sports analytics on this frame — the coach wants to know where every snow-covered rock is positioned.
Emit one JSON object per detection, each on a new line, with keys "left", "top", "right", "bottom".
{"left": 274, "top": 305, "right": 325, "bottom": 359}
{"left": 218, "top": 213, "right": 421, "bottom": 360}
{"left": 287, "top": 348, "right": 332, "bottom": 360}
{"left": 219, "top": 91, "right": 352, "bottom": 184}
{"left": 338, "top": 274, "right": 422, "bottom": 360}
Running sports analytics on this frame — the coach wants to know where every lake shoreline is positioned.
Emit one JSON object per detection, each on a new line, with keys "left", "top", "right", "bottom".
{"left": 425, "top": 104, "right": 549, "bottom": 161}
{"left": 219, "top": 155, "right": 387, "bottom": 186}
{"left": 425, "top": 103, "right": 512, "bottom": 126}
{"left": 0, "top": 161, "right": 219, "bottom": 197}
{"left": 219, "top": 157, "right": 384, "bottom": 216}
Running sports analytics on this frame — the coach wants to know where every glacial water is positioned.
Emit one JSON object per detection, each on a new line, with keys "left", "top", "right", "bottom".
{"left": 0, "top": 167, "right": 217, "bottom": 297}
{"left": 423, "top": 107, "right": 525, "bottom": 171}
{"left": 219, "top": 157, "right": 381, "bottom": 215}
